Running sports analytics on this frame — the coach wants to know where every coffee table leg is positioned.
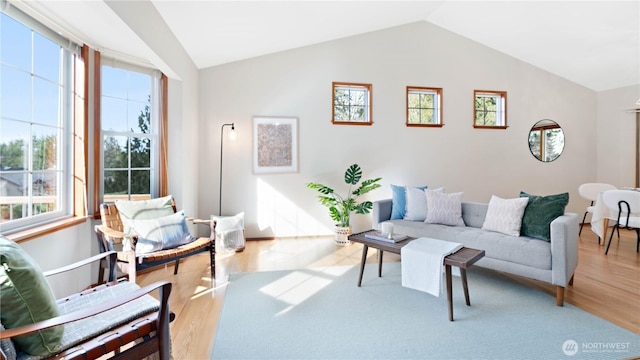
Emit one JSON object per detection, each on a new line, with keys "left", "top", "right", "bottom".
{"left": 378, "top": 250, "right": 383, "bottom": 277}
{"left": 358, "top": 245, "right": 369, "bottom": 287}
{"left": 446, "top": 264, "right": 454, "bottom": 321}
{"left": 461, "top": 268, "right": 470, "bottom": 306}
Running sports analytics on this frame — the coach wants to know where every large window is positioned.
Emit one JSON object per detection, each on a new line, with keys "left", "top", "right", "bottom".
{"left": 407, "top": 86, "right": 443, "bottom": 127}
{"left": 0, "top": 11, "right": 77, "bottom": 232}
{"left": 332, "top": 82, "right": 372, "bottom": 125}
{"left": 100, "top": 62, "right": 160, "bottom": 202}
{"left": 474, "top": 90, "right": 507, "bottom": 129}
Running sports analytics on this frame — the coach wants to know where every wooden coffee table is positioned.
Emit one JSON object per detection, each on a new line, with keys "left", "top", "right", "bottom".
{"left": 348, "top": 229, "right": 485, "bottom": 321}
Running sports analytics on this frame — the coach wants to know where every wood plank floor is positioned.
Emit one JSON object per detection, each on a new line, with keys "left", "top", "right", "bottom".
{"left": 137, "top": 226, "right": 640, "bottom": 360}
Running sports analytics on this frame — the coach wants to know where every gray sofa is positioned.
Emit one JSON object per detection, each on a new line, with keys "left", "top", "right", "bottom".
{"left": 372, "top": 199, "right": 579, "bottom": 306}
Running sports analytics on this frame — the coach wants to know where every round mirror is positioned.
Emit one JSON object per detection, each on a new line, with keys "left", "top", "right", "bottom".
{"left": 528, "top": 119, "right": 565, "bottom": 162}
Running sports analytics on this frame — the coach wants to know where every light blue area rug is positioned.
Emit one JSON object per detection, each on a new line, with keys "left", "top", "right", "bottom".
{"left": 211, "top": 262, "right": 639, "bottom": 359}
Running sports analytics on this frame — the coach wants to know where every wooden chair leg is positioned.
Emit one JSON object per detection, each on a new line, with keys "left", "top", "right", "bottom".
{"left": 173, "top": 259, "right": 180, "bottom": 275}
{"left": 556, "top": 286, "right": 564, "bottom": 306}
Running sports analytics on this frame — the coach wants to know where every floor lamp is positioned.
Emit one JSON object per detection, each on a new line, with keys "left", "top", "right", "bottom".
{"left": 219, "top": 123, "right": 236, "bottom": 215}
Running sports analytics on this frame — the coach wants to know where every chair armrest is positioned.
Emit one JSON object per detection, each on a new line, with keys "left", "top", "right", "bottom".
{"left": 43, "top": 251, "right": 117, "bottom": 280}
{"left": 95, "top": 225, "right": 137, "bottom": 250}
{"left": 186, "top": 217, "right": 212, "bottom": 225}
{"left": 0, "top": 281, "right": 172, "bottom": 340}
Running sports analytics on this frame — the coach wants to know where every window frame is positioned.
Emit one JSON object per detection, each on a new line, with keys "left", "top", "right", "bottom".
{"left": 0, "top": 9, "right": 83, "bottom": 235}
{"left": 473, "top": 90, "right": 507, "bottom": 129}
{"left": 96, "top": 57, "right": 164, "bottom": 205}
{"left": 332, "top": 82, "right": 372, "bottom": 125}
{"left": 406, "top": 86, "right": 443, "bottom": 127}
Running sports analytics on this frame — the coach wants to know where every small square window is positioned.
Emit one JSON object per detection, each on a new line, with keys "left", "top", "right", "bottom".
{"left": 332, "top": 82, "right": 372, "bottom": 125}
{"left": 407, "top": 87, "right": 443, "bottom": 127}
{"left": 474, "top": 90, "right": 507, "bottom": 129}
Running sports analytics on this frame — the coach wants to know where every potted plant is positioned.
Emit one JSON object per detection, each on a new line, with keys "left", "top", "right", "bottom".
{"left": 307, "top": 163, "right": 382, "bottom": 246}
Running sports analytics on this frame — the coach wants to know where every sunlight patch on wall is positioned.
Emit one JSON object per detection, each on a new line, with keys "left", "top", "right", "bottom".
{"left": 256, "top": 178, "right": 331, "bottom": 236}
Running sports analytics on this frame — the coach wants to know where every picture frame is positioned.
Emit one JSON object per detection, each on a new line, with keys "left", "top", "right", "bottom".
{"left": 253, "top": 116, "right": 298, "bottom": 174}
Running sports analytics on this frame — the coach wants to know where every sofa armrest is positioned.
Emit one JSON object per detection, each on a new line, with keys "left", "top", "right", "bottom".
{"left": 372, "top": 199, "right": 393, "bottom": 230}
{"left": 549, "top": 213, "right": 579, "bottom": 287}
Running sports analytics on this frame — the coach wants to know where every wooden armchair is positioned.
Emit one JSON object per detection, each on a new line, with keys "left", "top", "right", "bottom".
{"left": 95, "top": 197, "right": 215, "bottom": 284}
{"left": 0, "top": 250, "right": 172, "bottom": 360}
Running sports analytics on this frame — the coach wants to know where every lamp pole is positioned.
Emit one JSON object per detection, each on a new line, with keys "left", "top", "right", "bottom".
{"left": 219, "top": 123, "right": 235, "bottom": 215}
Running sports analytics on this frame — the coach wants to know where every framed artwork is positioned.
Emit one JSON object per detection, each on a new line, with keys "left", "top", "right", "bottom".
{"left": 253, "top": 116, "right": 298, "bottom": 174}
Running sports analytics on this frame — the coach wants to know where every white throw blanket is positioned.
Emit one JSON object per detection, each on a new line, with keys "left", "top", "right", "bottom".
{"left": 401, "top": 238, "right": 463, "bottom": 297}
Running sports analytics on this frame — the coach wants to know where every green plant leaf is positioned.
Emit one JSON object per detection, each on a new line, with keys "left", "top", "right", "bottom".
{"left": 344, "top": 164, "right": 362, "bottom": 185}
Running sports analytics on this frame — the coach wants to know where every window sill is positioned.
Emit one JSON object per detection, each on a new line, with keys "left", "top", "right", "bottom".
{"left": 3, "top": 216, "right": 89, "bottom": 244}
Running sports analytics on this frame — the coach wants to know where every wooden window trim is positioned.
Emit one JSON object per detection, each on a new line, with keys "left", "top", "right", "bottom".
{"left": 332, "top": 82, "right": 373, "bottom": 126}
{"left": 92, "top": 52, "right": 169, "bottom": 218}
{"left": 473, "top": 90, "right": 507, "bottom": 129}
{"left": 406, "top": 86, "right": 443, "bottom": 128}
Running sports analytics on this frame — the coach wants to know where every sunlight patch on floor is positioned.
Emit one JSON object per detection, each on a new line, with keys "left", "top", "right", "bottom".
{"left": 259, "top": 268, "right": 342, "bottom": 316}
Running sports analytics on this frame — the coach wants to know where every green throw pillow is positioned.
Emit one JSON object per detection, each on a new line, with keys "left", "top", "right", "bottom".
{"left": 519, "top": 191, "right": 569, "bottom": 241}
{"left": 0, "top": 237, "right": 63, "bottom": 356}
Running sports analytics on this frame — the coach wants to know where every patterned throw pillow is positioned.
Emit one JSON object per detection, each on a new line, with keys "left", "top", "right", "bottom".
{"left": 115, "top": 195, "right": 175, "bottom": 233}
{"left": 424, "top": 190, "right": 465, "bottom": 226}
{"left": 481, "top": 195, "right": 529, "bottom": 236}
{"left": 128, "top": 211, "right": 195, "bottom": 254}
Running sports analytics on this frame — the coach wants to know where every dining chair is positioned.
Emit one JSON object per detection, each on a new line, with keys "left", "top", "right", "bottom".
{"left": 602, "top": 190, "right": 640, "bottom": 255}
{"left": 578, "top": 183, "right": 617, "bottom": 241}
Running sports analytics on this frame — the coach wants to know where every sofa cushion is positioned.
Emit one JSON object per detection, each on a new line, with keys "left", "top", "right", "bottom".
{"left": 391, "top": 184, "right": 426, "bottom": 220}
{"left": 389, "top": 220, "right": 552, "bottom": 270}
{"left": 0, "top": 237, "right": 63, "bottom": 356}
{"left": 481, "top": 195, "right": 529, "bottom": 236}
{"left": 519, "top": 191, "right": 569, "bottom": 241}
{"left": 128, "top": 210, "right": 195, "bottom": 254}
{"left": 425, "top": 190, "right": 465, "bottom": 226}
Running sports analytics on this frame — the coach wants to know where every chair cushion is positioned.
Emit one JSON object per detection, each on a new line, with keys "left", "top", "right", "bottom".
{"left": 519, "top": 191, "right": 569, "bottom": 241}
{"left": 0, "top": 323, "right": 17, "bottom": 360}
{"left": 481, "top": 195, "right": 529, "bottom": 236}
{"left": 0, "top": 237, "right": 63, "bottom": 356}
{"left": 128, "top": 211, "right": 196, "bottom": 254}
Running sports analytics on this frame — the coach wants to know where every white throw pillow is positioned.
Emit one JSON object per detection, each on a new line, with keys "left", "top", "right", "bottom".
{"left": 404, "top": 187, "right": 444, "bottom": 221}
{"left": 404, "top": 187, "right": 427, "bottom": 221}
{"left": 481, "top": 195, "right": 529, "bottom": 236}
{"left": 425, "top": 190, "right": 465, "bottom": 226}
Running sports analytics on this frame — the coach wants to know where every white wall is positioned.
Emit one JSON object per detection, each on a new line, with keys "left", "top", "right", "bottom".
{"left": 596, "top": 85, "right": 640, "bottom": 187}
{"left": 198, "top": 21, "right": 597, "bottom": 238}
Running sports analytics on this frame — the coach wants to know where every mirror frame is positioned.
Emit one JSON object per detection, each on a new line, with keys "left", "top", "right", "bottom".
{"left": 528, "top": 119, "right": 565, "bottom": 162}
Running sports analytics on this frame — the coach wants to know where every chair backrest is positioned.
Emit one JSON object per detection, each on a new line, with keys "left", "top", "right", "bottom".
{"left": 602, "top": 190, "right": 640, "bottom": 217}
{"left": 578, "top": 183, "right": 617, "bottom": 201}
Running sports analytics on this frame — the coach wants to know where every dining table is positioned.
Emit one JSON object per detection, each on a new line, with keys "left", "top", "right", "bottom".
{"left": 590, "top": 188, "right": 640, "bottom": 243}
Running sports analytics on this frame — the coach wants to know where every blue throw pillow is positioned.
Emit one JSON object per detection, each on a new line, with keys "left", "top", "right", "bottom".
{"left": 390, "top": 184, "right": 427, "bottom": 219}
{"left": 128, "top": 211, "right": 195, "bottom": 254}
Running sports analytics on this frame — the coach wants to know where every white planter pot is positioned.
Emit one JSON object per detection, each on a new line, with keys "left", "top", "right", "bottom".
{"left": 335, "top": 226, "right": 352, "bottom": 246}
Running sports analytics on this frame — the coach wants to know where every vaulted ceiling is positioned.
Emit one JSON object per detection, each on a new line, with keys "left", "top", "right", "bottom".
{"left": 14, "top": 1, "right": 640, "bottom": 92}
